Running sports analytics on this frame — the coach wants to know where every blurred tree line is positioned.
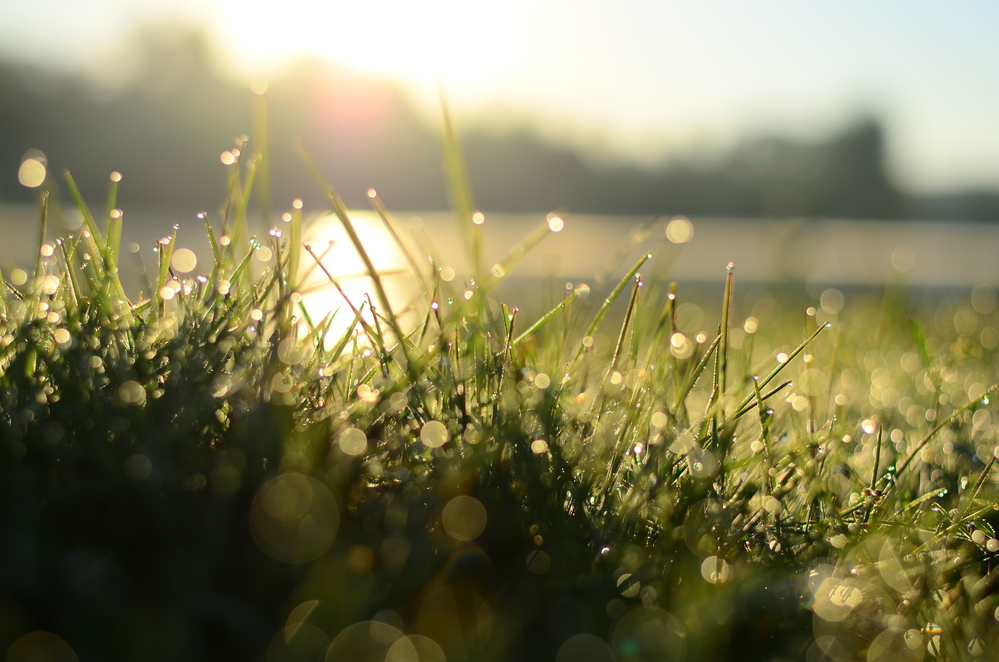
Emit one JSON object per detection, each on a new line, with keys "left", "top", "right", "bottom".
{"left": 1, "top": 26, "right": 997, "bottom": 220}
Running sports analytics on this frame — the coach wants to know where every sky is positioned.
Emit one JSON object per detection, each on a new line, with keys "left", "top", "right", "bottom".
{"left": 3, "top": 0, "right": 999, "bottom": 194}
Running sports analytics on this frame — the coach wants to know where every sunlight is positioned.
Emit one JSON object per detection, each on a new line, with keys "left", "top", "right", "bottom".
{"left": 215, "top": 0, "right": 516, "bottom": 89}
{"left": 299, "top": 210, "right": 418, "bottom": 348}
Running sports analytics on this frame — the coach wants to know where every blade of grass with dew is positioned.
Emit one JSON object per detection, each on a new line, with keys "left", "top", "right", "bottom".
{"left": 33, "top": 191, "right": 49, "bottom": 282}
{"left": 513, "top": 288, "right": 584, "bottom": 347}
{"left": 439, "top": 95, "right": 480, "bottom": 278}
{"left": 302, "top": 242, "right": 388, "bottom": 357}
{"left": 597, "top": 277, "right": 658, "bottom": 495}
{"left": 294, "top": 143, "right": 414, "bottom": 376}
{"left": 733, "top": 380, "right": 792, "bottom": 420}
{"left": 0, "top": 268, "right": 8, "bottom": 319}
{"left": 902, "top": 488, "right": 950, "bottom": 513}
{"left": 572, "top": 252, "right": 651, "bottom": 367}
{"left": 221, "top": 152, "right": 243, "bottom": 252}
{"left": 287, "top": 203, "right": 303, "bottom": 290}
{"left": 106, "top": 210, "right": 123, "bottom": 276}
{"left": 63, "top": 171, "right": 107, "bottom": 263}
{"left": 961, "top": 456, "right": 995, "bottom": 518}
{"left": 104, "top": 171, "right": 120, "bottom": 233}
{"left": 368, "top": 191, "right": 431, "bottom": 298}
{"left": 596, "top": 215, "right": 666, "bottom": 284}
{"left": 891, "top": 383, "right": 999, "bottom": 488}
{"left": 863, "top": 426, "right": 884, "bottom": 523}
{"left": 629, "top": 276, "right": 643, "bottom": 364}
{"left": 153, "top": 226, "right": 178, "bottom": 318}
{"left": 734, "top": 321, "right": 829, "bottom": 415}
{"left": 718, "top": 262, "right": 734, "bottom": 412}
{"left": 67, "top": 171, "right": 131, "bottom": 318}
{"left": 228, "top": 238, "right": 261, "bottom": 295}
{"left": 609, "top": 275, "right": 641, "bottom": 373}
{"left": 752, "top": 375, "right": 771, "bottom": 449}
{"left": 673, "top": 334, "right": 719, "bottom": 417}
{"left": 62, "top": 178, "right": 111, "bottom": 311}
{"left": 485, "top": 216, "right": 561, "bottom": 290}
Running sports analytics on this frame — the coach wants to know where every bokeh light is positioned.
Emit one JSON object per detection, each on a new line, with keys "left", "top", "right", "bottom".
{"left": 171, "top": 247, "right": 197, "bottom": 273}
{"left": 420, "top": 421, "right": 448, "bottom": 448}
{"left": 665, "top": 217, "right": 693, "bottom": 244}
{"left": 17, "top": 158, "right": 46, "bottom": 188}
{"left": 326, "top": 621, "right": 406, "bottom": 662}
{"left": 250, "top": 473, "right": 339, "bottom": 563}
{"left": 338, "top": 427, "right": 368, "bottom": 456}
{"left": 441, "top": 495, "right": 486, "bottom": 540}
{"left": 7, "top": 632, "right": 78, "bottom": 662}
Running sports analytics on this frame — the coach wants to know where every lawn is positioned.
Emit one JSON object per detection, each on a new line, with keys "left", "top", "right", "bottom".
{"left": 1, "top": 126, "right": 997, "bottom": 662}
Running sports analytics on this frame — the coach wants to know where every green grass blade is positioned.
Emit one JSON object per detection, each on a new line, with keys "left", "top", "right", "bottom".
{"left": 154, "top": 226, "right": 178, "bottom": 318}
{"left": 719, "top": 262, "right": 734, "bottom": 408}
{"left": 674, "top": 334, "right": 720, "bottom": 415}
{"left": 104, "top": 171, "right": 120, "bottom": 235}
{"left": 733, "top": 380, "right": 793, "bottom": 419}
{"left": 288, "top": 203, "right": 303, "bottom": 290}
{"left": 486, "top": 217, "right": 559, "bottom": 289}
{"left": 735, "top": 321, "right": 828, "bottom": 415}
{"left": 439, "top": 95, "right": 480, "bottom": 278}
{"left": 513, "top": 287, "right": 584, "bottom": 347}
{"left": 610, "top": 275, "right": 641, "bottom": 371}
{"left": 572, "top": 252, "right": 651, "bottom": 366}
{"left": 252, "top": 81, "right": 272, "bottom": 224}
{"left": 894, "top": 383, "right": 999, "bottom": 483}
{"left": 63, "top": 171, "right": 106, "bottom": 278}
{"left": 294, "top": 142, "right": 414, "bottom": 376}
{"left": 368, "top": 192, "right": 431, "bottom": 298}
{"left": 33, "top": 191, "right": 49, "bottom": 281}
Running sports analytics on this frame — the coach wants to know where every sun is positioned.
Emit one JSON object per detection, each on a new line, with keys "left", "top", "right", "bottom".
{"left": 214, "top": 0, "right": 518, "bottom": 94}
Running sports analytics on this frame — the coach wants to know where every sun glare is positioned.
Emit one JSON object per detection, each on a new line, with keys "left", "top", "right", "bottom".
{"left": 216, "top": 0, "right": 516, "bottom": 91}
{"left": 300, "top": 211, "right": 416, "bottom": 347}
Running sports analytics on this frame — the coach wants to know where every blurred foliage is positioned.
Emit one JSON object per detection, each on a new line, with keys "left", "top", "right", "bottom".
{"left": 3, "top": 130, "right": 999, "bottom": 662}
{"left": 4, "top": 24, "right": 999, "bottom": 219}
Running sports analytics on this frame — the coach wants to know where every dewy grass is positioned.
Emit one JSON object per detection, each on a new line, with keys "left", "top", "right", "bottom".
{"left": 2, "top": 120, "right": 999, "bottom": 662}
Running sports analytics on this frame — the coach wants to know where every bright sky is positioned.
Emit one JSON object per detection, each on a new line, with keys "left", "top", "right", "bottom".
{"left": 3, "top": 0, "right": 999, "bottom": 193}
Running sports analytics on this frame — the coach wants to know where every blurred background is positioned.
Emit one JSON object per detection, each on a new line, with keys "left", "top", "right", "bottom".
{"left": 2, "top": 1, "right": 999, "bottom": 287}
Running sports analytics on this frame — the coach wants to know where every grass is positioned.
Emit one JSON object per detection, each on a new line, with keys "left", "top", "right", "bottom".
{"left": 1, "top": 120, "right": 999, "bottom": 662}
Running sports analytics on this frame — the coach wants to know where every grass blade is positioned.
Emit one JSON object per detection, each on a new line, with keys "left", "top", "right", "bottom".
{"left": 514, "top": 286, "right": 586, "bottom": 347}
{"left": 439, "top": 94, "right": 480, "bottom": 278}
{"left": 33, "top": 191, "right": 49, "bottom": 281}
{"left": 573, "top": 252, "right": 651, "bottom": 366}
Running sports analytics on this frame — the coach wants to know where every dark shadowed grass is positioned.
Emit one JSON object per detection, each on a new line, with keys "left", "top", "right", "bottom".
{"left": 2, "top": 129, "right": 999, "bottom": 662}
